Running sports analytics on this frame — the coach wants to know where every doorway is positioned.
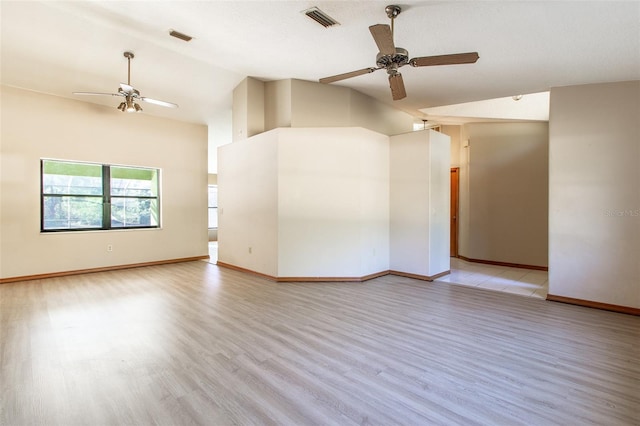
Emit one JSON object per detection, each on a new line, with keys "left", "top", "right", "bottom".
{"left": 450, "top": 168, "right": 459, "bottom": 257}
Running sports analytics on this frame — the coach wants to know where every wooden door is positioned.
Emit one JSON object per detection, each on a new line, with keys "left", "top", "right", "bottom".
{"left": 450, "top": 168, "right": 459, "bottom": 257}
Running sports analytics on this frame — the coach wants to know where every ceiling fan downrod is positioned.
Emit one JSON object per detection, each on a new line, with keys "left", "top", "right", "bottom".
{"left": 124, "top": 51, "right": 134, "bottom": 86}
{"left": 385, "top": 5, "right": 401, "bottom": 40}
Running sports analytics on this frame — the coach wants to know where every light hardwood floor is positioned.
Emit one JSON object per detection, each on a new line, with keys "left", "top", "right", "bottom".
{"left": 1, "top": 261, "right": 638, "bottom": 425}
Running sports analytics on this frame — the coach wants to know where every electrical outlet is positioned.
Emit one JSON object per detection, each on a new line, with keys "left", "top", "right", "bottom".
{"left": 248, "top": 247, "right": 252, "bottom": 254}
{"left": 107, "top": 244, "right": 113, "bottom": 252}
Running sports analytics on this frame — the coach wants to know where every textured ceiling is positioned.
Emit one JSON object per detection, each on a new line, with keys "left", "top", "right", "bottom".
{"left": 1, "top": 1, "right": 639, "bottom": 125}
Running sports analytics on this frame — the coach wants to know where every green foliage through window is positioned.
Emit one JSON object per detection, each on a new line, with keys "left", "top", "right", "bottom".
{"left": 41, "top": 159, "right": 160, "bottom": 231}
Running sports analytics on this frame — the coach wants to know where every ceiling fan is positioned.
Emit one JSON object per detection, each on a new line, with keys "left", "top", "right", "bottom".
{"left": 319, "top": 5, "right": 479, "bottom": 101}
{"left": 73, "top": 51, "right": 178, "bottom": 112}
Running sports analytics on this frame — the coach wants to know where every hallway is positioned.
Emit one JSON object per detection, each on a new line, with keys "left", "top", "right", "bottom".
{"left": 435, "top": 257, "right": 548, "bottom": 299}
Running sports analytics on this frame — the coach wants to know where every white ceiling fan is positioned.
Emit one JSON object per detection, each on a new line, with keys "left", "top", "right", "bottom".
{"left": 320, "top": 5, "right": 480, "bottom": 101}
{"left": 73, "top": 51, "right": 178, "bottom": 112}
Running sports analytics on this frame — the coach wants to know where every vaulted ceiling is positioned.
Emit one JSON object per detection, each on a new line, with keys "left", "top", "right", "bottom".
{"left": 1, "top": 1, "right": 639, "bottom": 125}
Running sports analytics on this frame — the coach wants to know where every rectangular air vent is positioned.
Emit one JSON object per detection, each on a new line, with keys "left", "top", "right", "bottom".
{"left": 303, "top": 7, "right": 339, "bottom": 27}
{"left": 169, "top": 30, "right": 193, "bottom": 42}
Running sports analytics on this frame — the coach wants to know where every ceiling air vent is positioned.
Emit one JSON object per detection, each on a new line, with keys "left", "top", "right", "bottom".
{"left": 303, "top": 7, "right": 339, "bottom": 28}
{"left": 169, "top": 29, "right": 193, "bottom": 42}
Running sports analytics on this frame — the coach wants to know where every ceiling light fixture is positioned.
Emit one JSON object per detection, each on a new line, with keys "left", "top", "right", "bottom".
{"left": 512, "top": 94, "right": 524, "bottom": 101}
{"left": 123, "top": 98, "right": 142, "bottom": 113}
{"left": 73, "top": 51, "right": 178, "bottom": 112}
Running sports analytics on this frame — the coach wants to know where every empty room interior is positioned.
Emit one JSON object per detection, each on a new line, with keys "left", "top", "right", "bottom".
{"left": 1, "top": 1, "right": 638, "bottom": 425}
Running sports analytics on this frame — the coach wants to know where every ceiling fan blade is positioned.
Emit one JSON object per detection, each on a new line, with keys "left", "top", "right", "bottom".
{"left": 319, "top": 67, "right": 379, "bottom": 84}
{"left": 410, "top": 52, "right": 479, "bottom": 67}
{"left": 389, "top": 73, "right": 406, "bottom": 101}
{"left": 369, "top": 24, "right": 395, "bottom": 55}
{"left": 140, "top": 97, "right": 179, "bottom": 108}
{"left": 73, "top": 91, "right": 123, "bottom": 97}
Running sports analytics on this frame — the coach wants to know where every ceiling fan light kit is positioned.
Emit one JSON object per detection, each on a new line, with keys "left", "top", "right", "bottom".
{"left": 319, "top": 5, "right": 480, "bottom": 101}
{"left": 118, "top": 99, "right": 142, "bottom": 113}
{"left": 73, "top": 51, "right": 178, "bottom": 113}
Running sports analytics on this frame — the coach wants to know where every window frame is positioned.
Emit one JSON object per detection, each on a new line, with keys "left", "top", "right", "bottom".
{"left": 40, "top": 159, "right": 161, "bottom": 232}
{"left": 208, "top": 184, "right": 218, "bottom": 230}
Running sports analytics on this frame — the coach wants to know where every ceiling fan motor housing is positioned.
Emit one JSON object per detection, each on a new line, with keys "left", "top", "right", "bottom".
{"left": 376, "top": 47, "right": 409, "bottom": 69}
{"left": 385, "top": 5, "right": 401, "bottom": 19}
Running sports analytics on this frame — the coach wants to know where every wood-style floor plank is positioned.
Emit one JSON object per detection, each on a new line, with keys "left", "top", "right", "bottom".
{"left": 1, "top": 261, "right": 638, "bottom": 425}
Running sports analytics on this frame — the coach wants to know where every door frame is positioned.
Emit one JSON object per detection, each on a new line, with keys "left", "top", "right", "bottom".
{"left": 450, "top": 167, "right": 459, "bottom": 257}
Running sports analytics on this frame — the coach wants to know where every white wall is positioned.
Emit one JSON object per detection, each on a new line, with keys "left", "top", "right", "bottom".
{"left": 0, "top": 85, "right": 208, "bottom": 280}
{"left": 460, "top": 122, "right": 549, "bottom": 267}
{"left": 231, "top": 78, "right": 247, "bottom": 142}
{"left": 428, "top": 131, "right": 453, "bottom": 275}
{"left": 217, "top": 131, "right": 279, "bottom": 277}
{"left": 218, "top": 127, "right": 389, "bottom": 279}
{"left": 390, "top": 130, "right": 451, "bottom": 278}
{"left": 441, "top": 125, "right": 461, "bottom": 168}
{"left": 549, "top": 81, "right": 639, "bottom": 308}
{"left": 277, "top": 128, "right": 389, "bottom": 278}
{"left": 208, "top": 109, "right": 232, "bottom": 174}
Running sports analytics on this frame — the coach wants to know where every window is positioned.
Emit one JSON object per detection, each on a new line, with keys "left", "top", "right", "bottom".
{"left": 41, "top": 159, "right": 160, "bottom": 231}
{"left": 208, "top": 185, "right": 218, "bottom": 229}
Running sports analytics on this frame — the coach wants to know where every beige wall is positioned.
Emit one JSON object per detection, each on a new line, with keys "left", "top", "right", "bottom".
{"left": 289, "top": 79, "right": 351, "bottom": 128}
{"left": 549, "top": 81, "right": 639, "bottom": 308}
{"left": 240, "top": 78, "right": 415, "bottom": 138}
{"left": 232, "top": 77, "right": 265, "bottom": 142}
{"left": 452, "top": 122, "right": 549, "bottom": 267}
{"left": 0, "top": 85, "right": 208, "bottom": 280}
{"left": 264, "top": 79, "right": 292, "bottom": 130}
{"left": 468, "top": 122, "right": 548, "bottom": 265}
{"left": 290, "top": 79, "right": 414, "bottom": 135}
